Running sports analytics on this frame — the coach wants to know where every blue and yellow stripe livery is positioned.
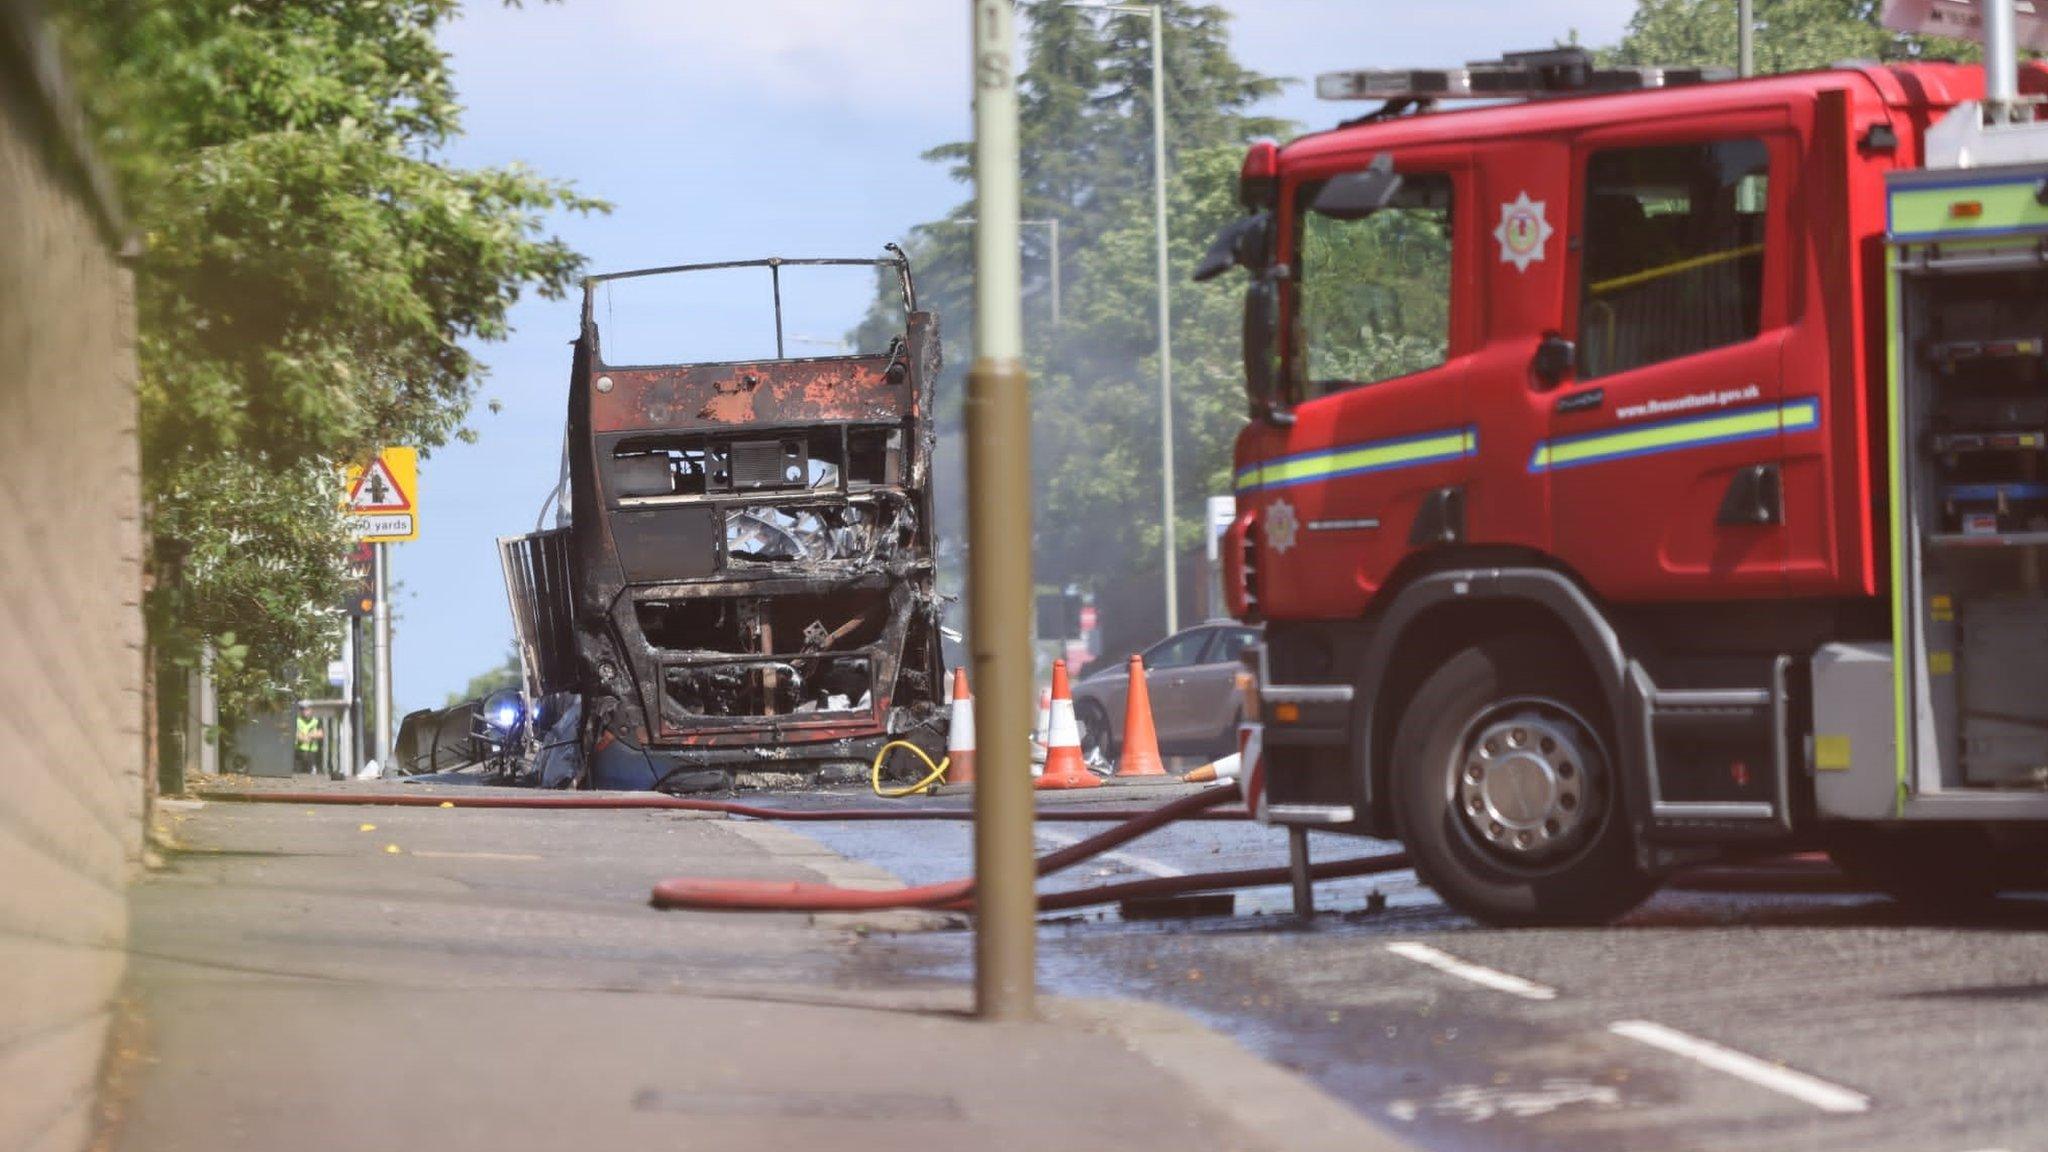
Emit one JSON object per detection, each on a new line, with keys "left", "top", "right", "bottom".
{"left": 1528, "top": 397, "right": 1820, "bottom": 473}
{"left": 1234, "top": 426, "right": 1478, "bottom": 495}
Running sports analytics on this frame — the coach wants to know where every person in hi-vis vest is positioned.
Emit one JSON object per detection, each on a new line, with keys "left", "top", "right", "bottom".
{"left": 294, "top": 706, "right": 324, "bottom": 775}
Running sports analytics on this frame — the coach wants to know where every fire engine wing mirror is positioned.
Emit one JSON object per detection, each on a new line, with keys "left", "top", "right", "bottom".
{"left": 1532, "top": 333, "right": 1576, "bottom": 390}
{"left": 1193, "top": 212, "right": 1273, "bottom": 282}
{"left": 1309, "top": 154, "right": 1402, "bottom": 221}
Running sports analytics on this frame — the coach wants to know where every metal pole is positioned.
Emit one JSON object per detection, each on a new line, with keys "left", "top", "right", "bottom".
{"left": 338, "top": 615, "right": 355, "bottom": 779}
{"left": 1148, "top": 3, "right": 1177, "bottom": 634}
{"left": 1048, "top": 217, "right": 1061, "bottom": 327}
{"left": 373, "top": 541, "right": 394, "bottom": 769}
{"left": 1986, "top": 0, "right": 2019, "bottom": 123}
{"left": 968, "top": 0, "right": 1036, "bottom": 1022}
{"left": 1288, "top": 826, "right": 1314, "bottom": 919}
{"left": 1737, "top": 0, "right": 1753, "bottom": 78}
{"left": 196, "top": 643, "right": 218, "bottom": 776}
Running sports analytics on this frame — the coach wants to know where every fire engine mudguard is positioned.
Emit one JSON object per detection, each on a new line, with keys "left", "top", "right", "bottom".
{"left": 1346, "top": 566, "right": 1634, "bottom": 827}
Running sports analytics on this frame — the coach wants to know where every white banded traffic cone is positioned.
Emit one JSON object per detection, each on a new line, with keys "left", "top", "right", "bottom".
{"left": 1036, "top": 660, "right": 1102, "bottom": 790}
{"left": 945, "top": 667, "right": 975, "bottom": 785}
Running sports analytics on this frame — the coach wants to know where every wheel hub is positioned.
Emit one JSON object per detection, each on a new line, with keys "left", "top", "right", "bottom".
{"left": 1455, "top": 707, "right": 1598, "bottom": 863}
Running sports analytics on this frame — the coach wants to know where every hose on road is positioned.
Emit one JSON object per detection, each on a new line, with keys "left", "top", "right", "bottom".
{"left": 868, "top": 739, "right": 949, "bottom": 798}
{"left": 203, "top": 783, "right": 1413, "bottom": 915}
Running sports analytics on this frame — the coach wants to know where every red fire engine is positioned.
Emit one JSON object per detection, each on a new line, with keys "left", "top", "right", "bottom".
{"left": 1203, "top": 46, "right": 2048, "bottom": 924}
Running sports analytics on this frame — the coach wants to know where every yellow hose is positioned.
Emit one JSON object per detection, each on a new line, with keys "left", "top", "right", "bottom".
{"left": 870, "top": 739, "right": 950, "bottom": 798}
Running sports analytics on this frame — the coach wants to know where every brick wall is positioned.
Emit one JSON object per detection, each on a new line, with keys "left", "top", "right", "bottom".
{"left": 0, "top": 8, "right": 147, "bottom": 1150}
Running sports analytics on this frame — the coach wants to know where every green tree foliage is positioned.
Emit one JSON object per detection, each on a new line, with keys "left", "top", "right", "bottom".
{"left": 862, "top": 2, "right": 1285, "bottom": 641}
{"left": 56, "top": 0, "right": 604, "bottom": 722}
{"left": 1607, "top": 0, "right": 1975, "bottom": 71}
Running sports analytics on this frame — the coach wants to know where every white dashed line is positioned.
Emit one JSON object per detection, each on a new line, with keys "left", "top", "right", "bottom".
{"left": 1609, "top": 1020, "right": 1870, "bottom": 1114}
{"left": 1384, "top": 941, "right": 1558, "bottom": 1001}
{"left": 1034, "top": 827, "right": 1186, "bottom": 878}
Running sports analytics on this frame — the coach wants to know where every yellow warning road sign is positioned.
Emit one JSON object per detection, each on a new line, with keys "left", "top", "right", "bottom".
{"left": 343, "top": 447, "right": 419, "bottom": 542}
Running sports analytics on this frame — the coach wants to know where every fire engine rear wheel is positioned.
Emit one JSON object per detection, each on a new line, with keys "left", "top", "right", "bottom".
{"left": 1391, "top": 635, "right": 1655, "bottom": 926}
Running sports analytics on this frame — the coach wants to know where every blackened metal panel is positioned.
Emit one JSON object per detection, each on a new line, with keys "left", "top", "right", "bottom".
{"left": 611, "top": 506, "right": 721, "bottom": 583}
{"left": 497, "top": 529, "right": 578, "bottom": 698}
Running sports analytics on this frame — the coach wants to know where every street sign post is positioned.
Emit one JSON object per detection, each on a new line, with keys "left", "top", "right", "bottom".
{"left": 340, "top": 447, "right": 418, "bottom": 772}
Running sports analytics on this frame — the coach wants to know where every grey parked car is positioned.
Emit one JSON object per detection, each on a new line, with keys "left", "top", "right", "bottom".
{"left": 1070, "top": 622, "right": 1260, "bottom": 764}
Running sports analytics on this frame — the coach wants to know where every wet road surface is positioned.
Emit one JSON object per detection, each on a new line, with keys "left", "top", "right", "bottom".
{"left": 791, "top": 795, "right": 2048, "bottom": 1152}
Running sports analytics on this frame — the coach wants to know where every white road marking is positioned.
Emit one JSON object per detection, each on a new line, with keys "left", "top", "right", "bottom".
{"left": 1387, "top": 1078, "right": 1621, "bottom": 1124}
{"left": 1384, "top": 941, "right": 1558, "bottom": 1001}
{"left": 1034, "top": 828, "right": 1186, "bottom": 878}
{"left": 1609, "top": 1020, "right": 1870, "bottom": 1114}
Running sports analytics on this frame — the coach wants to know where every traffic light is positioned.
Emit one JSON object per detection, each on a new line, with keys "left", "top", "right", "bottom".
{"left": 339, "top": 543, "right": 376, "bottom": 617}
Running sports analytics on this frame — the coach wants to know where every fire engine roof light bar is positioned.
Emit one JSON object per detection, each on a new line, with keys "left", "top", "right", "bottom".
{"left": 1317, "top": 48, "right": 1731, "bottom": 103}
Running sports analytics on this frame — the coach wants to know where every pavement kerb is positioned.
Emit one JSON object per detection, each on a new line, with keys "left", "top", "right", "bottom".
{"left": 1045, "top": 996, "right": 1426, "bottom": 1152}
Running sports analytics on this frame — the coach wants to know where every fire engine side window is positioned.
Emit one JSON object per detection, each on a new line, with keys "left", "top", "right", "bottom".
{"left": 1578, "top": 139, "right": 1769, "bottom": 379}
{"left": 1295, "top": 172, "right": 1454, "bottom": 396}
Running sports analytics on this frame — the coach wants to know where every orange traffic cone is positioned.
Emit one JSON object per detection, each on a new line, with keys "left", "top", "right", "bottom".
{"left": 1114, "top": 655, "right": 1168, "bottom": 777}
{"left": 1036, "top": 660, "right": 1102, "bottom": 790}
{"left": 944, "top": 668, "right": 976, "bottom": 785}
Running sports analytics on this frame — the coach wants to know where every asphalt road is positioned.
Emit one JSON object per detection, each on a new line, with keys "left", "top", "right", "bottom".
{"left": 794, "top": 795, "right": 2048, "bottom": 1152}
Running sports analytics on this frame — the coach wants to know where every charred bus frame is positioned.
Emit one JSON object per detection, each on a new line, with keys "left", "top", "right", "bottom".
{"left": 510, "top": 252, "right": 947, "bottom": 777}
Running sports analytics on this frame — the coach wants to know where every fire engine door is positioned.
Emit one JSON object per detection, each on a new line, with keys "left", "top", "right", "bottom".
{"left": 1253, "top": 147, "right": 1474, "bottom": 617}
{"left": 1547, "top": 122, "right": 1798, "bottom": 601}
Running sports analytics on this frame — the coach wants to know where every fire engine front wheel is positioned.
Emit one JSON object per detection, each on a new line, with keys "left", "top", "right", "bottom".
{"left": 1391, "top": 635, "right": 1656, "bottom": 926}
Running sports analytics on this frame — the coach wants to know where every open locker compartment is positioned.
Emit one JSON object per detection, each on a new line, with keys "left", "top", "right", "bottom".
{"left": 1889, "top": 163, "right": 2048, "bottom": 796}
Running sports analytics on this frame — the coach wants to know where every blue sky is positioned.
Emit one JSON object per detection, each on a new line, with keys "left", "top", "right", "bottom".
{"left": 400, "top": 0, "right": 1640, "bottom": 710}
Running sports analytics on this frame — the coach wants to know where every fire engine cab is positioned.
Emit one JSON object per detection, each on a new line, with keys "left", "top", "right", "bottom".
{"left": 1201, "top": 44, "right": 2048, "bottom": 924}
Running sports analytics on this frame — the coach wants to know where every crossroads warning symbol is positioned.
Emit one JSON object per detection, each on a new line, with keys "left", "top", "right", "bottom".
{"left": 348, "top": 456, "right": 411, "bottom": 512}
{"left": 342, "top": 447, "right": 419, "bottom": 542}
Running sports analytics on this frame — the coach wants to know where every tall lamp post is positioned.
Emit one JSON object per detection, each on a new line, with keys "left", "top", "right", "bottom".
{"left": 1105, "top": 2, "right": 1177, "bottom": 634}
{"left": 1737, "top": 0, "right": 1754, "bottom": 77}
{"left": 967, "top": 0, "right": 1036, "bottom": 1022}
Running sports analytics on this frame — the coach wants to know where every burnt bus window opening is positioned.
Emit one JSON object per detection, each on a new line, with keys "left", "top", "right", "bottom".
{"left": 635, "top": 589, "right": 894, "bottom": 655}
{"left": 609, "top": 426, "right": 904, "bottom": 500}
{"left": 591, "top": 263, "right": 905, "bottom": 367}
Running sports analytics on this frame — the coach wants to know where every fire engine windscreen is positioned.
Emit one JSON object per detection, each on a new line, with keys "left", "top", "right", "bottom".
{"left": 1297, "top": 172, "right": 1453, "bottom": 395}
{"left": 589, "top": 263, "right": 904, "bottom": 366}
{"left": 1578, "top": 139, "right": 1768, "bottom": 379}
